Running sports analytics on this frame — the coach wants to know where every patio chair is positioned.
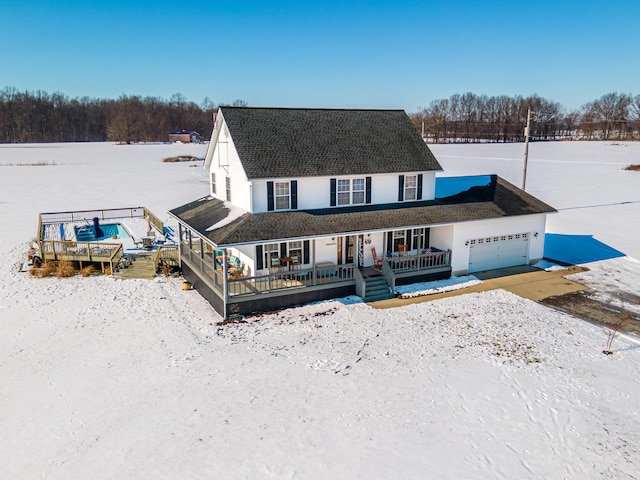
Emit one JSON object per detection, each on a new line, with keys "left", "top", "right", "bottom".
{"left": 289, "top": 254, "right": 301, "bottom": 270}
{"left": 399, "top": 244, "right": 409, "bottom": 256}
{"left": 270, "top": 256, "right": 282, "bottom": 271}
{"left": 371, "top": 247, "right": 383, "bottom": 269}
{"left": 142, "top": 237, "right": 154, "bottom": 250}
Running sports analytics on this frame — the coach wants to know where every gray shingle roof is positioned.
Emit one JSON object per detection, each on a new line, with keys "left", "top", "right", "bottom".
{"left": 169, "top": 176, "right": 556, "bottom": 247}
{"left": 219, "top": 107, "right": 443, "bottom": 178}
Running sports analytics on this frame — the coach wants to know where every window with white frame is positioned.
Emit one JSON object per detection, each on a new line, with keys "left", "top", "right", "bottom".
{"left": 337, "top": 179, "right": 350, "bottom": 205}
{"left": 225, "top": 177, "right": 231, "bottom": 202}
{"left": 404, "top": 175, "right": 417, "bottom": 201}
{"left": 412, "top": 227, "right": 426, "bottom": 250}
{"left": 337, "top": 178, "right": 365, "bottom": 206}
{"left": 392, "top": 230, "right": 406, "bottom": 252}
{"left": 264, "top": 243, "right": 280, "bottom": 268}
{"left": 288, "top": 240, "right": 303, "bottom": 263}
{"left": 275, "top": 181, "right": 290, "bottom": 210}
{"left": 352, "top": 178, "right": 365, "bottom": 204}
{"left": 210, "top": 172, "right": 216, "bottom": 194}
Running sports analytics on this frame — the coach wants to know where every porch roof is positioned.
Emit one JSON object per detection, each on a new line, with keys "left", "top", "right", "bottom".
{"left": 169, "top": 175, "right": 556, "bottom": 247}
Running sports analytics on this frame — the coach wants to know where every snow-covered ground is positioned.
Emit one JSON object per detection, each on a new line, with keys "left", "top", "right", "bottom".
{"left": 1, "top": 141, "right": 640, "bottom": 479}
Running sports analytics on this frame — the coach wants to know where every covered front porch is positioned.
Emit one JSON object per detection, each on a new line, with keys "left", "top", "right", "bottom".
{"left": 177, "top": 223, "right": 452, "bottom": 317}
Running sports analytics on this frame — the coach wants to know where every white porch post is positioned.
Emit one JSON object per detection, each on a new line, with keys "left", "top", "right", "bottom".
{"left": 222, "top": 247, "right": 228, "bottom": 302}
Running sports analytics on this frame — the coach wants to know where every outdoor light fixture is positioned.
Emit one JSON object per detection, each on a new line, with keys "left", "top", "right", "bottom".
{"left": 534, "top": 232, "right": 539, "bottom": 238}
{"left": 365, "top": 234, "right": 372, "bottom": 245}
{"left": 465, "top": 240, "right": 469, "bottom": 246}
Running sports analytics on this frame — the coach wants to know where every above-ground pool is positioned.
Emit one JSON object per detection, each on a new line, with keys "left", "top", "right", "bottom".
{"left": 75, "top": 223, "right": 132, "bottom": 241}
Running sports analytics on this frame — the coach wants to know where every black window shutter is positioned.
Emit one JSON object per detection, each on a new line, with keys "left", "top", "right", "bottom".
{"left": 398, "top": 175, "right": 405, "bottom": 201}
{"left": 303, "top": 240, "right": 310, "bottom": 264}
{"left": 280, "top": 242, "right": 287, "bottom": 258}
{"left": 417, "top": 174, "right": 423, "bottom": 200}
{"left": 406, "top": 230, "right": 412, "bottom": 249}
{"left": 291, "top": 180, "right": 298, "bottom": 209}
{"left": 267, "top": 181, "right": 274, "bottom": 211}
{"left": 425, "top": 228, "right": 430, "bottom": 248}
{"left": 365, "top": 176, "right": 372, "bottom": 204}
{"left": 387, "top": 231, "right": 393, "bottom": 254}
{"left": 256, "top": 245, "right": 263, "bottom": 270}
{"left": 330, "top": 178, "right": 337, "bottom": 206}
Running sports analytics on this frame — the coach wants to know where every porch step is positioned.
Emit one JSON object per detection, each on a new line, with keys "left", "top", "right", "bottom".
{"left": 112, "top": 255, "right": 157, "bottom": 280}
{"left": 362, "top": 275, "right": 395, "bottom": 302}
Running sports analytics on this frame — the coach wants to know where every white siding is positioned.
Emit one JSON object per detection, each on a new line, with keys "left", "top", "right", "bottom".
{"left": 450, "top": 214, "right": 548, "bottom": 275}
{"left": 314, "top": 237, "right": 338, "bottom": 265}
{"left": 251, "top": 172, "right": 437, "bottom": 213}
{"left": 208, "top": 120, "right": 253, "bottom": 212}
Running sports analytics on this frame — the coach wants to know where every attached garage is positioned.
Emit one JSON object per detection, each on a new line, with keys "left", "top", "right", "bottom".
{"left": 468, "top": 232, "right": 530, "bottom": 273}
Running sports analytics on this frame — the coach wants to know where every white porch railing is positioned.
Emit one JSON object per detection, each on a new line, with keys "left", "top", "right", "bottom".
{"left": 227, "top": 263, "right": 355, "bottom": 297}
{"left": 385, "top": 249, "right": 451, "bottom": 273}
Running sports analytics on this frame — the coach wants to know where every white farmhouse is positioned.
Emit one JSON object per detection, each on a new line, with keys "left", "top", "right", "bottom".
{"left": 169, "top": 107, "right": 555, "bottom": 318}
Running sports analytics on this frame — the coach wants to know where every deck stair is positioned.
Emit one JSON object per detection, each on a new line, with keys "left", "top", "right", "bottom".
{"left": 112, "top": 254, "right": 157, "bottom": 280}
{"left": 362, "top": 274, "right": 395, "bottom": 302}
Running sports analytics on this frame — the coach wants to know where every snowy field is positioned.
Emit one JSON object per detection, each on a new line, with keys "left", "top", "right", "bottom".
{"left": 1, "top": 141, "right": 640, "bottom": 479}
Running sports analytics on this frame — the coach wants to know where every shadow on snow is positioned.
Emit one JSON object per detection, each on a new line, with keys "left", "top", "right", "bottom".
{"left": 544, "top": 233, "right": 626, "bottom": 265}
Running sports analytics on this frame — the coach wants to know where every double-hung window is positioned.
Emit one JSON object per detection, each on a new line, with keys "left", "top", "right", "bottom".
{"left": 337, "top": 179, "right": 351, "bottom": 205}
{"left": 404, "top": 175, "right": 417, "bottom": 201}
{"left": 264, "top": 243, "right": 280, "bottom": 268}
{"left": 211, "top": 172, "right": 216, "bottom": 195}
{"left": 392, "top": 230, "right": 406, "bottom": 252}
{"left": 337, "top": 178, "right": 366, "bottom": 206}
{"left": 275, "top": 182, "right": 290, "bottom": 210}
{"left": 225, "top": 177, "right": 231, "bottom": 202}
{"left": 412, "top": 228, "right": 428, "bottom": 250}
{"left": 352, "top": 178, "right": 365, "bottom": 204}
{"left": 268, "top": 180, "right": 297, "bottom": 211}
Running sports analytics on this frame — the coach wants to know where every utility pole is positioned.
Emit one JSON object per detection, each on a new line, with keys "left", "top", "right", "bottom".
{"left": 522, "top": 107, "right": 531, "bottom": 191}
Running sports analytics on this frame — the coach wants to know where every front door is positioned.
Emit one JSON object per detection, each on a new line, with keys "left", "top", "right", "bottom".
{"left": 345, "top": 235, "right": 356, "bottom": 264}
{"left": 337, "top": 235, "right": 357, "bottom": 264}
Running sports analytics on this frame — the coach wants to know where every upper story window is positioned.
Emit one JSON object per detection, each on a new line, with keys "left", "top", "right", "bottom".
{"left": 225, "top": 177, "right": 231, "bottom": 202}
{"left": 267, "top": 180, "right": 298, "bottom": 211}
{"left": 398, "top": 174, "right": 423, "bottom": 202}
{"left": 211, "top": 172, "right": 216, "bottom": 195}
{"left": 275, "top": 182, "right": 290, "bottom": 210}
{"left": 333, "top": 177, "right": 368, "bottom": 206}
{"left": 404, "top": 175, "right": 417, "bottom": 201}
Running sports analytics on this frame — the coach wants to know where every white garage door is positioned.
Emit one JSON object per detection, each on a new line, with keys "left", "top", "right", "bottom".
{"left": 468, "top": 233, "right": 530, "bottom": 273}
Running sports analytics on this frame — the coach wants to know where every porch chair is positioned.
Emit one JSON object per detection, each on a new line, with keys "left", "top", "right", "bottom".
{"left": 399, "top": 244, "right": 409, "bottom": 256}
{"left": 371, "top": 247, "right": 383, "bottom": 269}
{"left": 289, "top": 253, "right": 301, "bottom": 270}
{"left": 270, "top": 256, "right": 282, "bottom": 272}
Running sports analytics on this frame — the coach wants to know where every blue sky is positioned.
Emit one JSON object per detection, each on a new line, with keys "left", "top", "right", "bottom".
{"left": 2, "top": 0, "right": 638, "bottom": 112}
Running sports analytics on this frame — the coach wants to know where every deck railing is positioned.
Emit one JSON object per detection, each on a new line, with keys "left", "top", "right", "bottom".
{"left": 227, "top": 263, "right": 355, "bottom": 298}
{"left": 154, "top": 245, "right": 179, "bottom": 268}
{"left": 386, "top": 249, "right": 451, "bottom": 273}
{"left": 143, "top": 207, "right": 165, "bottom": 234}
{"left": 40, "top": 239, "right": 123, "bottom": 272}
{"left": 38, "top": 207, "right": 149, "bottom": 241}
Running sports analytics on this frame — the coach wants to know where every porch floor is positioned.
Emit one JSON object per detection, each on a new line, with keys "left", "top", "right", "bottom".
{"left": 359, "top": 267, "right": 383, "bottom": 278}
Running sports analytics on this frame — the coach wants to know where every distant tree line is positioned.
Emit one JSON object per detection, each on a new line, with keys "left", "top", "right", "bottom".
{"left": 2, "top": 86, "right": 640, "bottom": 144}
{"left": 0, "top": 86, "right": 247, "bottom": 144}
{"left": 410, "top": 92, "right": 640, "bottom": 143}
